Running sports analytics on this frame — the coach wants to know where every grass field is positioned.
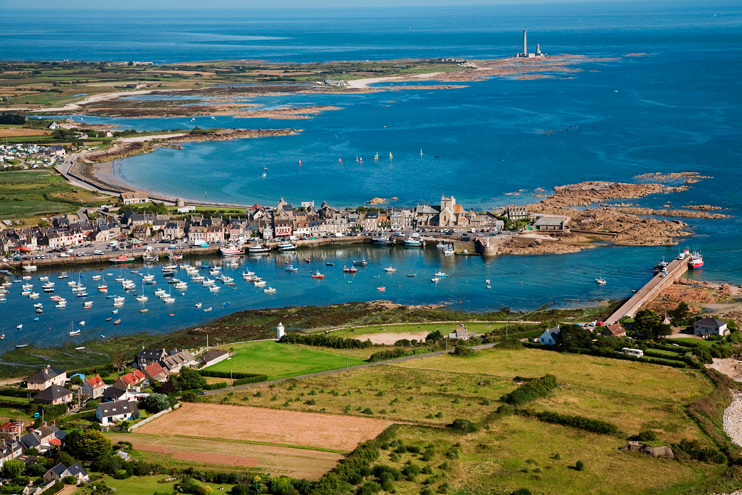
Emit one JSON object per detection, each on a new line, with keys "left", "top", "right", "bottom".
{"left": 206, "top": 347, "right": 713, "bottom": 444}
{"left": 380, "top": 422, "right": 723, "bottom": 495}
{"left": 0, "top": 169, "right": 109, "bottom": 222}
{"left": 327, "top": 321, "right": 508, "bottom": 339}
{"left": 206, "top": 341, "right": 365, "bottom": 380}
{"left": 72, "top": 474, "right": 234, "bottom": 495}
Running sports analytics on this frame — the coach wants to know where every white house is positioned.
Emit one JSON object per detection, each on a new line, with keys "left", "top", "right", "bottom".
{"left": 539, "top": 326, "right": 561, "bottom": 345}
{"left": 95, "top": 400, "right": 139, "bottom": 425}
{"left": 694, "top": 318, "right": 729, "bottom": 337}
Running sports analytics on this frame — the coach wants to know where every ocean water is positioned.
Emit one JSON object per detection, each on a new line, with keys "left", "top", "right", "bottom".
{"left": 2, "top": 2, "right": 741, "bottom": 348}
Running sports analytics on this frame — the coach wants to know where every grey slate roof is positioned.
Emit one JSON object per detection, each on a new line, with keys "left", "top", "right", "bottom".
{"left": 33, "top": 386, "right": 72, "bottom": 404}
{"left": 26, "top": 365, "right": 65, "bottom": 384}
{"left": 695, "top": 318, "right": 727, "bottom": 327}
{"left": 97, "top": 400, "right": 138, "bottom": 419}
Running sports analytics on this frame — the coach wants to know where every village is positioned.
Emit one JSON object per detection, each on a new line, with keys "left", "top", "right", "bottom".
{"left": 1, "top": 190, "right": 572, "bottom": 259}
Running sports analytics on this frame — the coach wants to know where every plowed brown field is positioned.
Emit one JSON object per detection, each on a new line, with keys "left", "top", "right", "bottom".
{"left": 136, "top": 403, "right": 393, "bottom": 452}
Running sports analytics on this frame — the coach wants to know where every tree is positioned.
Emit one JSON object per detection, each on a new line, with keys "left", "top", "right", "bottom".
{"left": 671, "top": 302, "right": 691, "bottom": 323}
{"left": 426, "top": 331, "right": 444, "bottom": 343}
{"left": 63, "top": 429, "right": 112, "bottom": 460}
{"left": 56, "top": 451, "right": 76, "bottom": 467}
{"left": 144, "top": 393, "right": 170, "bottom": 413}
{"left": 271, "top": 476, "right": 297, "bottom": 495}
{"left": 575, "top": 460, "right": 585, "bottom": 471}
{"left": 111, "top": 350, "right": 127, "bottom": 371}
{"left": 177, "top": 367, "right": 206, "bottom": 391}
{"left": 64, "top": 475, "right": 77, "bottom": 485}
{"left": 2, "top": 459, "right": 24, "bottom": 479}
{"left": 555, "top": 325, "right": 592, "bottom": 352}
{"left": 633, "top": 309, "right": 662, "bottom": 338}
{"left": 70, "top": 376, "right": 83, "bottom": 386}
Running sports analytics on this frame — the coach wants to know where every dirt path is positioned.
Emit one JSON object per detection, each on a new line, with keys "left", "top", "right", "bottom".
{"left": 353, "top": 331, "right": 431, "bottom": 345}
{"left": 134, "top": 444, "right": 259, "bottom": 467}
{"left": 119, "top": 133, "right": 188, "bottom": 143}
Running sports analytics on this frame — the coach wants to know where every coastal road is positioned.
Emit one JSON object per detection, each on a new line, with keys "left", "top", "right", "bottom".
{"left": 202, "top": 343, "right": 498, "bottom": 396}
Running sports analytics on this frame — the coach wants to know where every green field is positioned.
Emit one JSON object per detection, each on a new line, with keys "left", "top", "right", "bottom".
{"left": 72, "top": 474, "right": 234, "bottom": 495}
{"left": 327, "top": 321, "right": 509, "bottom": 339}
{"left": 0, "top": 169, "right": 108, "bottom": 222}
{"left": 196, "top": 345, "right": 729, "bottom": 494}
{"left": 206, "top": 341, "right": 365, "bottom": 380}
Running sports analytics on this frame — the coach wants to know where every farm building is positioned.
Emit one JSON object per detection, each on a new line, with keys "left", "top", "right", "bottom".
{"left": 33, "top": 386, "right": 73, "bottom": 405}
{"left": 96, "top": 400, "right": 139, "bottom": 425}
{"left": 200, "top": 349, "right": 229, "bottom": 368}
{"left": 601, "top": 323, "right": 626, "bottom": 337}
{"left": 540, "top": 326, "right": 561, "bottom": 345}
{"left": 81, "top": 375, "right": 106, "bottom": 399}
{"left": 694, "top": 318, "right": 729, "bottom": 337}
{"left": 26, "top": 365, "right": 67, "bottom": 391}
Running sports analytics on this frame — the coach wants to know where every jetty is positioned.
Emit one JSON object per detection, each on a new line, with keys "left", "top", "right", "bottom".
{"left": 604, "top": 257, "right": 689, "bottom": 325}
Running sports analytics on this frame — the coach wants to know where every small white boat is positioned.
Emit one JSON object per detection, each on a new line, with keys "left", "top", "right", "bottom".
{"left": 55, "top": 302, "right": 67, "bottom": 308}
{"left": 33, "top": 303, "right": 43, "bottom": 308}
{"left": 39, "top": 276, "right": 49, "bottom": 281}
{"left": 16, "top": 324, "right": 22, "bottom": 330}
{"left": 431, "top": 278, "right": 440, "bottom": 283}
{"left": 485, "top": 279, "right": 491, "bottom": 284}
{"left": 175, "top": 282, "right": 188, "bottom": 291}
{"left": 135, "top": 295, "right": 148, "bottom": 302}
{"left": 595, "top": 278, "right": 607, "bottom": 285}
{"left": 75, "top": 346, "right": 85, "bottom": 351}
{"left": 434, "top": 272, "right": 447, "bottom": 277}
{"left": 22, "top": 265, "right": 37, "bottom": 271}
{"left": 35, "top": 308, "right": 43, "bottom": 314}
{"left": 29, "top": 292, "right": 39, "bottom": 299}
{"left": 112, "top": 309, "right": 119, "bottom": 314}
{"left": 264, "top": 287, "right": 276, "bottom": 294}
{"left": 163, "top": 297, "right": 175, "bottom": 303}
{"left": 202, "top": 278, "right": 215, "bottom": 286}
{"left": 84, "top": 301, "right": 93, "bottom": 308}
{"left": 384, "top": 267, "right": 396, "bottom": 273}
{"left": 69, "top": 330, "right": 81, "bottom": 336}
{"left": 79, "top": 321, "right": 85, "bottom": 327}
{"left": 195, "top": 302, "right": 202, "bottom": 308}
{"left": 209, "top": 285, "right": 221, "bottom": 292}
{"left": 91, "top": 275, "right": 101, "bottom": 281}
{"left": 203, "top": 307, "right": 212, "bottom": 312}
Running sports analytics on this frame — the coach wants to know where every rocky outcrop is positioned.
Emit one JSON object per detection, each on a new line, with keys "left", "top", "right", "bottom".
{"left": 620, "top": 441, "right": 674, "bottom": 458}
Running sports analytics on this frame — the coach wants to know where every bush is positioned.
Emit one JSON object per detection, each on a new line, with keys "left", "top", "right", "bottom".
{"left": 497, "top": 339, "right": 524, "bottom": 350}
{"left": 280, "top": 333, "right": 372, "bottom": 350}
{"left": 143, "top": 393, "right": 171, "bottom": 413}
{"left": 502, "top": 374, "right": 557, "bottom": 406}
{"left": 177, "top": 368, "right": 206, "bottom": 390}
{"left": 511, "top": 490, "right": 532, "bottom": 495}
{"left": 1, "top": 459, "right": 23, "bottom": 479}
{"left": 632, "top": 430, "right": 658, "bottom": 442}
{"left": 447, "top": 419, "right": 478, "bottom": 433}
{"left": 672, "top": 439, "right": 727, "bottom": 464}
{"left": 534, "top": 411, "right": 618, "bottom": 435}
{"left": 64, "top": 475, "right": 77, "bottom": 484}
{"left": 452, "top": 345, "right": 475, "bottom": 357}
{"left": 575, "top": 460, "right": 585, "bottom": 471}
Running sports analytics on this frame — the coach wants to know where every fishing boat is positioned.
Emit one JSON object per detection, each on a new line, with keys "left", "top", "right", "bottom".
{"left": 219, "top": 244, "right": 245, "bottom": 256}
{"left": 22, "top": 264, "right": 37, "bottom": 271}
{"left": 202, "top": 277, "right": 215, "bottom": 286}
{"left": 55, "top": 301, "right": 67, "bottom": 308}
{"left": 203, "top": 307, "right": 212, "bottom": 312}
{"left": 264, "top": 287, "right": 276, "bottom": 294}
{"left": 154, "top": 288, "right": 166, "bottom": 297}
{"left": 175, "top": 282, "right": 188, "bottom": 291}
{"left": 114, "top": 319, "right": 121, "bottom": 325}
{"left": 404, "top": 239, "right": 423, "bottom": 247}
{"left": 595, "top": 270, "right": 607, "bottom": 285}
{"left": 209, "top": 285, "right": 221, "bottom": 292}
{"left": 113, "top": 296, "right": 125, "bottom": 304}
{"left": 253, "top": 279, "right": 265, "bottom": 287}
{"left": 140, "top": 308, "right": 149, "bottom": 313}
{"left": 434, "top": 272, "right": 447, "bottom": 277}
{"left": 311, "top": 272, "right": 325, "bottom": 279}
{"left": 285, "top": 265, "right": 299, "bottom": 272}
{"left": 377, "top": 287, "right": 386, "bottom": 291}
{"left": 33, "top": 302, "right": 43, "bottom": 308}
{"left": 326, "top": 262, "right": 334, "bottom": 266}
{"left": 384, "top": 267, "right": 396, "bottom": 273}
{"left": 29, "top": 292, "right": 39, "bottom": 299}
{"left": 689, "top": 251, "right": 704, "bottom": 269}
{"left": 135, "top": 292, "right": 148, "bottom": 302}
{"left": 76, "top": 292, "right": 88, "bottom": 298}
{"left": 163, "top": 296, "right": 175, "bottom": 303}
{"left": 277, "top": 242, "right": 296, "bottom": 251}
{"left": 39, "top": 276, "right": 48, "bottom": 281}
{"left": 195, "top": 302, "right": 202, "bottom": 309}
{"left": 163, "top": 264, "right": 177, "bottom": 271}
{"left": 109, "top": 255, "right": 134, "bottom": 264}
{"left": 353, "top": 259, "right": 368, "bottom": 266}
{"left": 343, "top": 267, "right": 358, "bottom": 274}
{"left": 372, "top": 236, "right": 390, "bottom": 245}
{"left": 443, "top": 245, "right": 455, "bottom": 256}
{"left": 248, "top": 243, "right": 270, "bottom": 254}
{"left": 142, "top": 273, "right": 155, "bottom": 283}
{"left": 84, "top": 301, "right": 93, "bottom": 308}
{"left": 22, "top": 275, "right": 31, "bottom": 281}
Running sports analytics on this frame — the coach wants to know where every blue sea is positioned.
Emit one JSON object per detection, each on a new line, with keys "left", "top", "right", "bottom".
{"left": 1, "top": 2, "right": 741, "bottom": 348}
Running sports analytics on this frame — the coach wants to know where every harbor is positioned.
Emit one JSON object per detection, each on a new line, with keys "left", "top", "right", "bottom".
{"left": 0, "top": 242, "right": 700, "bottom": 351}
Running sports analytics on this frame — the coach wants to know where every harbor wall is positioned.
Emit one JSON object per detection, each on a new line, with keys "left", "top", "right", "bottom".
{"left": 604, "top": 257, "right": 689, "bottom": 325}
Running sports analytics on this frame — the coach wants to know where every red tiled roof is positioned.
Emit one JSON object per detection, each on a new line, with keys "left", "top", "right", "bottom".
{"left": 86, "top": 375, "right": 105, "bottom": 389}
{"left": 120, "top": 369, "right": 146, "bottom": 387}
{"left": 144, "top": 362, "right": 168, "bottom": 379}
{"left": 48, "top": 437, "right": 61, "bottom": 446}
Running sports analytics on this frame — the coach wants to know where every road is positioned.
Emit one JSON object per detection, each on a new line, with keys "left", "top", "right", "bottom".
{"left": 203, "top": 342, "right": 498, "bottom": 396}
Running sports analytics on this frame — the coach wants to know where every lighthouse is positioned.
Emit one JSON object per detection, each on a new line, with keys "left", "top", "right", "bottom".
{"left": 276, "top": 322, "right": 285, "bottom": 339}
{"left": 523, "top": 29, "right": 527, "bottom": 56}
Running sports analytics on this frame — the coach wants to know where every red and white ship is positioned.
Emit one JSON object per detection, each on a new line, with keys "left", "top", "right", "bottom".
{"left": 219, "top": 244, "right": 245, "bottom": 256}
{"left": 689, "top": 252, "right": 704, "bottom": 269}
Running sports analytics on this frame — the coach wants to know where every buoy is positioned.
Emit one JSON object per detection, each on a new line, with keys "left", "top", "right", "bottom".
{"left": 339, "top": 158, "right": 342, "bottom": 163}
{"left": 299, "top": 160, "right": 302, "bottom": 166}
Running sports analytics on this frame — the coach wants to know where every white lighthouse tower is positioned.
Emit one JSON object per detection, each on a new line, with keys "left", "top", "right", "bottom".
{"left": 276, "top": 322, "right": 285, "bottom": 339}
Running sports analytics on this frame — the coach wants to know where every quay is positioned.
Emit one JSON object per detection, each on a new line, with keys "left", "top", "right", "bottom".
{"left": 604, "top": 257, "right": 689, "bottom": 325}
